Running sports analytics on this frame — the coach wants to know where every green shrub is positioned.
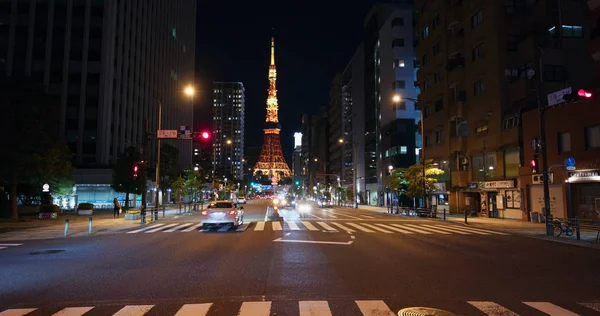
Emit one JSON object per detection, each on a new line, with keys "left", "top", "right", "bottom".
{"left": 77, "top": 203, "right": 94, "bottom": 210}
{"left": 39, "top": 204, "right": 60, "bottom": 213}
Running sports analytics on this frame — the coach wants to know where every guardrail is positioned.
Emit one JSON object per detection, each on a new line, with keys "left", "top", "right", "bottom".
{"left": 551, "top": 217, "right": 600, "bottom": 241}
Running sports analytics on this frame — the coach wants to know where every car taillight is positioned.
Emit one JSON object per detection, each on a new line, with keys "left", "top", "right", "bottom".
{"left": 229, "top": 210, "right": 236, "bottom": 215}
{"left": 201, "top": 210, "right": 208, "bottom": 215}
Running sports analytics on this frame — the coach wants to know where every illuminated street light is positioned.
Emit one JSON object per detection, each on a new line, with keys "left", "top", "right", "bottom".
{"left": 184, "top": 85, "right": 195, "bottom": 97}
{"left": 392, "top": 95, "right": 401, "bottom": 103}
{"left": 226, "top": 139, "right": 232, "bottom": 145}
{"left": 338, "top": 138, "right": 344, "bottom": 143}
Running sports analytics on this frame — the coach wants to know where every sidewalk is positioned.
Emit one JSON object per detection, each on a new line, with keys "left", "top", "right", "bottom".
{"left": 0, "top": 206, "right": 204, "bottom": 241}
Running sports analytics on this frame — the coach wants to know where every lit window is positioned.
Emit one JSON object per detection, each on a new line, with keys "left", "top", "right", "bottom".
{"left": 172, "top": 28, "right": 177, "bottom": 38}
{"left": 400, "top": 146, "right": 407, "bottom": 154}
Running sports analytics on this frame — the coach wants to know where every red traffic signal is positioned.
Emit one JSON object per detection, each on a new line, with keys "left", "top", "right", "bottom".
{"left": 201, "top": 131, "right": 210, "bottom": 139}
{"left": 578, "top": 89, "right": 592, "bottom": 98}
{"left": 133, "top": 165, "right": 139, "bottom": 178}
{"left": 530, "top": 159, "right": 539, "bottom": 174}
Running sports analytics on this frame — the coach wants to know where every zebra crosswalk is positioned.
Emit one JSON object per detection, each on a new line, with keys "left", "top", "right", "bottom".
{"left": 0, "top": 243, "right": 23, "bottom": 251}
{"left": 1, "top": 299, "right": 598, "bottom": 316}
{"left": 123, "top": 221, "right": 509, "bottom": 236}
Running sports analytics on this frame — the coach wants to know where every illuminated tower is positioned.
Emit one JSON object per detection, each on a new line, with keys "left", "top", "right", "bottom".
{"left": 253, "top": 37, "right": 291, "bottom": 182}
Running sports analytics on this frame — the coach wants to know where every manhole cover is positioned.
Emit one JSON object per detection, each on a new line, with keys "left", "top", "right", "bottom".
{"left": 29, "top": 250, "right": 65, "bottom": 255}
{"left": 398, "top": 307, "right": 457, "bottom": 316}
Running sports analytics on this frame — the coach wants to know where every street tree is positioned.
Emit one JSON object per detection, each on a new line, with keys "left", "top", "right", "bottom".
{"left": 0, "top": 76, "right": 73, "bottom": 219}
{"left": 184, "top": 169, "right": 203, "bottom": 209}
{"left": 111, "top": 147, "right": 143, "bottom": 207}
{"left": 147, "top": 143, "right": 179, "bottom": 191}
{"left": 171, "top": 176, "right": 185, "bottom": 204}
{"left": 388, "top": 159, "right": 445, "bottom": 206}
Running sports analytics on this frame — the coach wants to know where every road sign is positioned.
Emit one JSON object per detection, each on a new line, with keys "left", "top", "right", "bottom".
{"left": 547, "top": 87, "right": 572, "bottom": 107}
{"left": 157, "top": 130, "right": 178, "bottom": 139}
{"left": 179, "top": 126, "right": 192, "bottom": 139}
{"left": 565, "top": 157, "right": 576, "bottom": 167}
{"left": 566, "top": 166, "right": 576, "bottom": 171}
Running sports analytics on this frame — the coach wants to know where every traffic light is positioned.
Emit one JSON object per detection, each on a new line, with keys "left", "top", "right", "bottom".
{"left": 562, "top": 89, "right": 593, "bottom": 103}
{"left": 133, "top": 164, "right": 139, "bottom": 178}
{"left": 578, "top": 89, "right": 592, "bottom": 98}
{"left": 530, "top": 158, "right": 539, "bottom": 174}
{"left": 201, "top": 131, "right": 210, "bottom": 140}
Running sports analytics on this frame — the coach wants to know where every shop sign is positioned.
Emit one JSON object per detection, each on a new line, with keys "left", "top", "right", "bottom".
{"left": 567, "top": 170, "right": 600, "bottom": 182}
{"left": 467, "top": 182, "right": 478, "bottom": 190}
{"left": 433, "top": 182, "right": 446, "bottom": 192}
{"left": 480, "top": 180, "right": 515, "bottom": 189}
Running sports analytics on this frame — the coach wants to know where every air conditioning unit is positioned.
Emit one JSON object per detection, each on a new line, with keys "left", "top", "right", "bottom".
{"left": 532, "top": 173, "right": 553, "bottom": 184}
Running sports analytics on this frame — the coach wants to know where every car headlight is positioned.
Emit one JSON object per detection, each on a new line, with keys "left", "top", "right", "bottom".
{"left": 291, "top": 201, "right": 296, "bottom": 205}
{"left": 273, "top": 198, "right": 280, "bottom": 205}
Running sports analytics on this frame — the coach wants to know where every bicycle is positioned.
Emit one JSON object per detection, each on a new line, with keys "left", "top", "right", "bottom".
{"left": 552, "top": 219, "right": 574, "bottom": 237}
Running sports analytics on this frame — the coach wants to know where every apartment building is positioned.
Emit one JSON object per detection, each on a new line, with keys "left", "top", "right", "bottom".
{"left": 212, "top": 82, "right": 245, "bottom": 181}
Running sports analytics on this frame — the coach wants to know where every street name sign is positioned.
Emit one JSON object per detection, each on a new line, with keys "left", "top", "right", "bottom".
{"left": 157, "top": 130, "right": 178, "bottom": 139}
{"left": 547, "top": 87, "right": 572, "bottom": 107}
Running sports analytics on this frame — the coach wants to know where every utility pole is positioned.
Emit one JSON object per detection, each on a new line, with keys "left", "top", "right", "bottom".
{"left": 538, "top": 51, "right": 553, "bottom": 236}
{"left": 155, "top": 100, "right": 162, "bottom": 220}
{"left": 141, "top": 119, "right": 149, "bottom": 208}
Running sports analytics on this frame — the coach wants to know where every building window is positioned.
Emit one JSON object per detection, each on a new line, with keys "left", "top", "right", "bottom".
{"left": 400, "top": 146, "right": 407, "bottom": 154}
{"left": 422, "top": 53, "right": 429, "bottom": 66}
{"left": 550, "top": 25, "right": 583, "bottom": 38}
{"left": 394, "top": 59, "right": 405, "bottom": 68}
{"left": 434, "top": 98, "right": 443, "bottom": 112}
{"left": 471, "top": 9, "right": 483, "bottom": 29}
{"left": 585, "top": 125, "right": 600, "bottom": 149}
{"left": 393, "top": 80, "right": 406, "bottom": 89}
{"left": 543, "top": 65, "right": 566, "bottom": 82}
{"left": 504, "top": 148, "right": 520, "bottom": 178}
{"left": 392, "top": 38, "right": 405, "bottom": 47}
{"left": 172, "top": 28, "right": 177, "bottom": 38}
{"left": 432, "top": 14, "right": 440, "bottom": 29}
{"left": 422, "top": 26, "right": 429, "bottom": 39}
{"left": 425, "top": 135, "right": 432, "bottom": 146}
{"left": 433, "top": 42, "right": 441, "bottom": 56}
{"left": 502, "top": 116, "right": 519, "bottom": 130}
{"left": 394, "top": 101, "right": 406, "bottom": 112}
{"left": 436, "top": 130, "right": 444, "bottom": 144}
{"left": 558, "top": 132, "right": 571, "bottom": 154}
{"left": 392, "top": 17, "right": 404, "bottom": 27}
{"left": 433, "top": 69, "right": 442, "bottom": 83}
{"left": 474, "top": 78, "right": 486, "bottom": 96}
{"left": 472, "top": 43, "right": 484, "bottom": 61}
{"left": 423, "top": 106, "right": 431, "bottom": 118}
{"left": 476, "top": 125, "right": 488, "bottom": 133}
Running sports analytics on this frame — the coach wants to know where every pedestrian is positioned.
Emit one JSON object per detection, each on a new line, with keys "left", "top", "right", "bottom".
{"left": 113, "top": 198, "right": 121, "bottom": 219}
{"left": 140, "top": 205, "right": 146, "bottom": 224}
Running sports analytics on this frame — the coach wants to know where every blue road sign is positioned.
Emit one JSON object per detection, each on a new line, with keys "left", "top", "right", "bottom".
{"left": 566, "top": 157, "right": 576, "bottom": 167}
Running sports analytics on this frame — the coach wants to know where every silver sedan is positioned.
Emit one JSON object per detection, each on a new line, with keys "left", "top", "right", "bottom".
{"left": 201, "top": 200, "right": 244, "bottom": 228}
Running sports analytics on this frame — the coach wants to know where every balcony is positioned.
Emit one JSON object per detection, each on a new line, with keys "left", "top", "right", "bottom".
{"left": 451, "top": 170, "right": 469, "bottom": 188}
{"left": 447, "top": 1, "right": 464, "bottom": 28}
{"left": 446, "top": 56, "right": 465, "bottom": 72}
{"left": 446, "top": 29, "right": 465, "bottom": 56}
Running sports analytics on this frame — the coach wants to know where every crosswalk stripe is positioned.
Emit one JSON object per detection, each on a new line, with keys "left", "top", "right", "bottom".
{"left": 328, "top": 211, "right": 363, "bottom": 220}
{"left": 301, "top": 221, "right": 319, "bottom": 231}
{"left": 146, "top": 224, "right": 176, "bottom": 233}
{"left": 0, "top": 243, "right": 23, "bottom": 246}
{"left": 346, "top": 222, "right": 375, "bottom": 232}
{"left": 317, "top": 222, "right": 338, "bottom": 231}
{"left": 458, "top": 226, "right": 509, "bottom": 236}
{"left": 127, "top": 224, "right": 164, "bottom": 234}
{"left": 441, "top": 225, "right": 490, "bottom": 235}
{"left": 331, "top": 222, "right": 356, "bottom": 233}
{"left": 355, "top": 300, "right": 395, "bottom": 316}
{"left": 391, "top": 224, "right": 433, "bottom": 234}
{"left": 52, "top": 307, "right": 94, "bottom": 316}
{"left": 524, "top": 302, "right": 580, "bottom": 315}
{"left": 272, "top": 222, "right": 282, "bottom": 231}
{"left": 299, "top": 301, "right": 332, "bottom": 316}
{"left": 360, "top": 223, "right": 393, "bottom": 233}
{"left": 375, "top": 224, "right": 414, "bottom": 234}
{"left": 405, "top": 224, "right": 452, "bottom": 234}
{"left": 174, "top": 303, "right": 212, "bottom": 316}
{"left": 0, "top": 247, "right": 6, "bottom": 250}
{"left": 579, "top": 302, "right": 600, "bottom": 312}
{"left": 255, "top": 221, "right": 266, "bottom": 231}
{"left": 238, "top": 301, "right": 272, "bottom": 316}
{"left": 287, "top": 221, "right": 301, "bottom": 230}
{"left": 423, "top": 225, "right": 470, "bottom": 235}
{"left": 164, "top": 223, "right": 193, "bottom": 232}
{"left": 468, "top": 301, "right": 518, "bottom": 316}
{"left": 218, "top": 225, "right": 231, "bottom": 232}
{"left": 361, "top": 215, "right": 376, "bottom": 219}
{"left": 182, "top": 223, "right": 203, "bottom": 232}
{"left": 112, "top": 305, "right": 154, "bottom": 316}
{"left": 0, "top": 308, "right": 37, "bottom": 316}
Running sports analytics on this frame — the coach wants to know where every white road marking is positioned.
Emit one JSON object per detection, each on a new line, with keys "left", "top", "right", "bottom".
{"left": 286, "top": 221, "right": 301, "bottom": 230}
{"left": 327, "top": 210, "right": 363, "bottom": 220}
{"left": 355, "top": 300, "right": 395, "bottom": 316}
{"left": 238, "top": 301, "right": 272, "bottom": 316}
{"left": 405, "top": 224, "right": 452, "bottom": 234}
{"left": 164, "top": 223, "right": 193, "bottom": 232}
{"left": 316, "top": 222, "right": 338, "bottom": 231}
{"left": 255, "top": 221, "right": 265, "bottom": 231}
{"left": 146, "top": 224, "right": 176, "bottom": 233}
{"left": 272, "top": 222, "right": 282, "bottom": 231}
{"left": 299, "top": 301, "right": 333, "bottom": 316}
{"left": 273, "top": 238, "right": 353, "bottom": 245}
{"left": 331, "top": 222, "right": 356, "bottom": 233}
{"left": 524, "top": 302, "right": 579, "bottom": 316}
{"left": 468, "top": 301, "right": 518, "bottom": 316}
{"left": 305, "top": 213, "right": 325, "bottom": 220}
{"left": 579, "top": 302, "right": 600, "bottom": 312}
{"left": 112, "top": 305, "right": 154, "bottom": 316}
{"left": 442, "top": 225, "right": 491, "bottom": 235}
{"left": 218, "top": 225, "right": 232, "bottom": 232}
{"left": 360, "top": 223, "right": 393, "bottom": 233}
{"left": 0, "top": 247, "right": 6, "bottom": 250}
{"left": 52, "top": 307, "right": 94, "bottom": 316}
{"left": 183, "top": 223, "right": 203, "bottom": 232}
{"left": 127, "top": 224, "right": 164, "bottom": 234}
{"left": 236, "top": 223, "right": 249, "bottom": 232}
{"left": 0, "top": 243, "right": 23, "bottom": 246}
{"left": 457, "top": 226, "right": 510, "bottom": 235}
{"left": 346, "top": 223, "right": 375, "bottom": 232}
{"left": 174, "top": 303, "right": 212, "bottom": 316}
{"left": 390, "top": 224, "right": 433, "bottom": 234}
{"left": 0, "top": 308, "right": 37, "bottom": 316}
{"left": 285, "top": 232, "right": 292, "bottom": 236}
{"left": 361, "top": 215, "right": 376, "bottom": 219}
{"left": 423, "top": 224, "right": 470, "bottom": 235}
{"left": 301, "top": 221, "right": 319, "bottom": 231}
{"left": 375, "top": 224, "right": 414, "bottom": 234}
{"left": 350, "top": 235, "right": 356, "bottom": 239}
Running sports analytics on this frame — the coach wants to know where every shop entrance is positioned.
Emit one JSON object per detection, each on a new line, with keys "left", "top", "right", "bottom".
{"left": 488, "top": 192, "right": 498, "bottom": 218}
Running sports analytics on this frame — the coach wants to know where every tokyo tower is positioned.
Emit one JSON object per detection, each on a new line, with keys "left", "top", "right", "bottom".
{"left": 253, "top": 37, "right": 291, "bottom": 182}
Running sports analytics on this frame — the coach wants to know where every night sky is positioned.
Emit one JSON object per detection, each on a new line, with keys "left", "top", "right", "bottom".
{"left": 194, "top": 0, "right": 378, "bottom": 162}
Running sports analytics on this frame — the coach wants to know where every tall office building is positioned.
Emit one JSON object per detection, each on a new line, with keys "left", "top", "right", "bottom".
{"left": 415, "top": 0, "right": 593, "bottom": 218}
{"left": 0, "top": 0, "right": 196, "bottom": 206}
{"left": 212, "top": 82, "right": 245, "bottom": 181}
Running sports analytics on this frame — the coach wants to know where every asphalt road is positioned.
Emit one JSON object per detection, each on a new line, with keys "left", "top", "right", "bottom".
{"left": 1, "top": 200, "right": 599, "bottom": 316}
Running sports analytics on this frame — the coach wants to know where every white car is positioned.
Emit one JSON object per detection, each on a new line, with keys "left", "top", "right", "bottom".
{"left": 201, "top": 200, "right": 244, "bottom": 228}
{"left": 237, "top": 197, "right": 247, "bottom": 204}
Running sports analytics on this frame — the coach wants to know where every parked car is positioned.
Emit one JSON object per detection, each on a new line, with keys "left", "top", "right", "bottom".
{"left": 201, "top": 200, "right": 244, "bottom": 228}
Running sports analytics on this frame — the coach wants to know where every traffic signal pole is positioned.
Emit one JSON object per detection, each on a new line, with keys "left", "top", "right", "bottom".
{"left": 141, "top": 119, "right": 149, "bottom": 208}
{"left": 538, "top": 52, "right": 553, "bottom": 236}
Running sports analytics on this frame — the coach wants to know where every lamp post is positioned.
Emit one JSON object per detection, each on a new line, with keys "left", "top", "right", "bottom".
{"left": 339, "top": 138, "right": 359, "bottom": 208}
{"left": 387, "top": 165, "right": 393, "bottom": 211}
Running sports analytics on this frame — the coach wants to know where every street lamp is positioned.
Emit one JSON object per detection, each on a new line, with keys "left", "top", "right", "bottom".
{"left": 339, "top": 137, "right": 359, "bottom": 208}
